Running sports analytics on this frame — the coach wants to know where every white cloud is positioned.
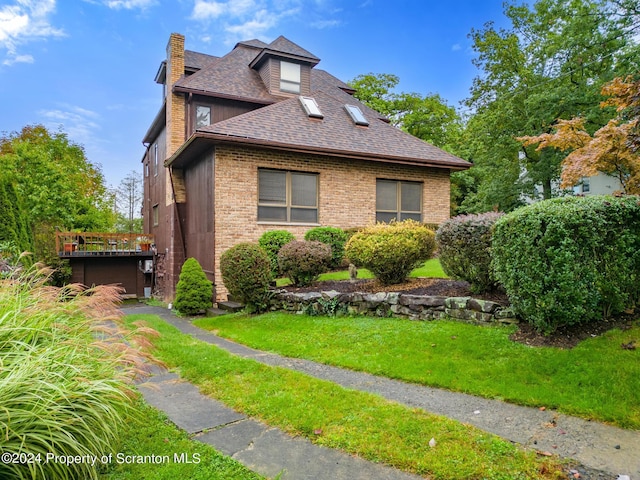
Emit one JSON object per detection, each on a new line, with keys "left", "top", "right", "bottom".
{"left": 451, "top": 43, "right": 461, "bottom": 52}
{"left": 0, "top": 0, "right": 64, "bottom": 66}
{"left": 91, "top": 0, "right": 157, "bottom": 9}
{"left": 38, "top": 104, "right": 102, "bottom": 147}
{"left": 190, "top": 0, "right": 334, "bottom": 45}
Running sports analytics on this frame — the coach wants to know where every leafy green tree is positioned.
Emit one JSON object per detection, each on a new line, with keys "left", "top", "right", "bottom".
{"left": 0, "top": 125, "right": 115, "bottom": 260}
{"left": 461, "top": 0, "right": 640, "bottom": 212}
{"left": 349, "top": 73, "right": 464, "bottom": 153}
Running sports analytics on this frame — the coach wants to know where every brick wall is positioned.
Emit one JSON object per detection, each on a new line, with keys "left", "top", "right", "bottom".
{"left": 213, "top": 145, "right": 451, "bottom": 300}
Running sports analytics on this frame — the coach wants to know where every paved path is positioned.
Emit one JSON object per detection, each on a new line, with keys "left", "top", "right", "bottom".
{"left": 125, "top": 305, "right": 639, "bottom": 479}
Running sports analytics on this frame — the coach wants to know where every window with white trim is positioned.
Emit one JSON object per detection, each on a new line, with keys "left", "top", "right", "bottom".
{"left": 258, "top": 169, "right": 318, "bottom": 223}
{"left": 195, "top": 105, "right": 211, "bottom": 128}
{"left": 280, "top": 61, "right": 301, "bottom": 93}
{"left": 376, "top": 179, "right": 422, "bottom": 223}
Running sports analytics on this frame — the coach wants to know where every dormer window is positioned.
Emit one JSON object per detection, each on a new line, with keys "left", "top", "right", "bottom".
{"left": 280, "top": 61, "right": 301, "bottom": 93}
{"left": 195, "top": 105, "right": 211, "bottom": 128}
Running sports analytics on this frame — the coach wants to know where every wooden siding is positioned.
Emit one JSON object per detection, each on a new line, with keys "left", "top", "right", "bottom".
{"left": 183, "top": 149, "right": 215, "bottom": 284}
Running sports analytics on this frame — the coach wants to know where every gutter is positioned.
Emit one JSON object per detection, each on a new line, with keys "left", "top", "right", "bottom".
{"left": 165, "top": 132, "right": 471, "bottom": 171}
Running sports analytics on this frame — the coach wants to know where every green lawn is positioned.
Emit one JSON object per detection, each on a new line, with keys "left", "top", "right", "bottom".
{"left": 100, "top": 401, "right": 263, "bottom": 480}
{"left": 276, "top": 258, "right": 447, "bottom": 286}
{"left": 195, "top": 312, "right": 640, "bottom": 429}
{"left": 125, "top": 313, "right": 566, "bottom": 479}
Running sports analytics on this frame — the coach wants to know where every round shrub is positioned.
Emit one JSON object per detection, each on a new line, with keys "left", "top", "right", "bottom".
{"left": 174, "top": 257, "right": 213, "bottom": 315}
{"left": 304, "top": 226, "right": 348, "bottom": 269}
{"left": 277, "top": 240, "right": 331, "bottom": 287}
{"left": 436, "top": 212, "right": 503, "bottom": 293}
{"left": 344, "top": 220, "right": 437, "bottom": 285}
{"left": 492, "top": 196, "right": 640, "bottom": 333}
{"left": 258, "top": 230, "right": 295, "bottom": 276}
{"left": 220, "top": 243, "right": 273, "bottom": 313}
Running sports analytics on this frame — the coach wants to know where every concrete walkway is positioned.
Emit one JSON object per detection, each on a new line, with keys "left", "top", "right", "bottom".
{"left": 125, "top": 305, "right": 639, "bottom": 479}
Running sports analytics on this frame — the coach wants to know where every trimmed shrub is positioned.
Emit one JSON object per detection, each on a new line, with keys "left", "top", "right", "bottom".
{"left": 278, "top": 240, "right": 331, "bottom": 287}
{"left": 304, "top": 226, "right": 348, "bottom": 269}
{"left": 258, "top": 230, "right": 295, "bottom": 276}
{"left": 492, "top": 196, "right": 640, "bottom": 333}
{"left": 345, "top": 220, "right": 437, "bottom": 285}
{"left": 220, "top": 243, "right": 273, "bottom": 313}
{"left": 436, "top": 212, "right": 503, "bottom": 293}
{"left": 174, "top": 257, "right": 213, "bottom": 315}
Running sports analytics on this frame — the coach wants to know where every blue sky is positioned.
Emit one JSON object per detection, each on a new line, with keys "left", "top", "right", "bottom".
{"left": 0, "top": 0, "right": 509, "bottom": 188}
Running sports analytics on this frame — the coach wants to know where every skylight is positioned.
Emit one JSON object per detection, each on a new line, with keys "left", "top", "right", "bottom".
{"left": 344, "top": 104, "right": 369, "bottom": 126}
{"left": 299, "top": 96, "right": 323, "bottom": 119}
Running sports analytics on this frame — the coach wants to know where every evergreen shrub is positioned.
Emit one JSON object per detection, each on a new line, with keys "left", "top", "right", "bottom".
{"left": 345, "top": 220, "right": 437, "bottom": 285}
{"left": 304, "top": 226, "right": 348, "bottom": 269}
{"left": 436, "top": 212, "right": 503, "bottom": 293}
{"left": 220, "top": 243, "right": 273, "bottom": 313}
{"left": 258, "top": 230, "right": 295, "bottom": 276}
{"left": 174, "top": 258, "right": 213, "bottom": 315}
{"left": 277, "top": 240, "right": 331, "bottom": 287}
{"left": 492, "top": 196, "right": 640, "bottom": 333}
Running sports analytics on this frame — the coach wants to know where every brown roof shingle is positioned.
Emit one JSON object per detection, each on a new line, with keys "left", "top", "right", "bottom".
{"left": 178, "top": 89, "right": 469, "bottom": 170}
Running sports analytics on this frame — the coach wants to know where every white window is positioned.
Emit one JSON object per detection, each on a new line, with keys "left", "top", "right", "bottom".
{"left": 258, "top": 169, "right": 318, "bottom": 223}
{"left": 344, "top": 104, "right": 369, "bottom": 126}
{"left": 280, "top": 61, "right": 301, "bottom": 93}
{"left": 299, "top": 96, "right": 323, "bottom": 119}
{"left": 376, "top": 179, "right": 422, "bottom": 223}
{"left": 196, "top": 105, "right": 211, "bottom": 128}
{"left": 153, "top": 143, "right": 158, "bottom": 176}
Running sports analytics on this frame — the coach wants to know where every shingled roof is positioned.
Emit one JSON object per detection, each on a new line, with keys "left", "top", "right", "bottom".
{"left": 165, "top": 35, "right": 470, "bottom": 171}
{"left": 168, "top": 88, "right": 469, "bottom": 170}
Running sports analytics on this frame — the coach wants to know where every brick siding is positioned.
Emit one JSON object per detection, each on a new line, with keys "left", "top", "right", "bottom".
{"left": 213, "top": 145, "right": 450, "bottom": 300}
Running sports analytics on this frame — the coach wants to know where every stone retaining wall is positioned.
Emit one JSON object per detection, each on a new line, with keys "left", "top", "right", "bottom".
{"left": 271, "top": 289, "right": 518, "bottom": 325}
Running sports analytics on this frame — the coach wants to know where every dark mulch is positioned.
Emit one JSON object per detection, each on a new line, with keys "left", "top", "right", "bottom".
{"left": 280, "top": 277, "right": 639, "bottom": 349}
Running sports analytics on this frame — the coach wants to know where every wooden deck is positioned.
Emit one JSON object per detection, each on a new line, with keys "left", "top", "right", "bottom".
{"left": 56, "top": 232, "right": 155, "bottom": 257}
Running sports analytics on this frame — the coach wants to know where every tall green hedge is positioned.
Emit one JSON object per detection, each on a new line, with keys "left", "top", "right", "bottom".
{"left": 491, "top": 196, "right": 640, "bottom": 333}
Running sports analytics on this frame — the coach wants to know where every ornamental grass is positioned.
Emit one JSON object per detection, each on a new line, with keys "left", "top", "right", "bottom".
{"left": 0, "top": 262, "right": 156, "bottom": 480}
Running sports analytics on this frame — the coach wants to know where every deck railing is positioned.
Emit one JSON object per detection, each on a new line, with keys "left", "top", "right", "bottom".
{"left": 56, "top": 232, "right": 155, "bottom": 256}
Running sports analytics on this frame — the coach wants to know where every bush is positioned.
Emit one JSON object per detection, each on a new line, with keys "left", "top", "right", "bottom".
{"left": 304, "top": 226, "right": 348, "bottom": 269}
{"left": 277, "top": 240, "right": 331, "bottom": 287}
{"left": 258, "top": 230, "right": 295, "bottom": 276}
{"left": 345, "top": 220, "right": 437, "bottom": 285}
{"left": 436, "top": 212, "right": 503, "bottom": 293}
{"left": 174, "top": 258, "right": 213, "bottom": 315}
{"left": 492, "top": 196, "right": 640, "bottom": 333}
{"left": 0, "top": 267, "right": 144, "bottom": 480}
{"left": 220, "top": 243, "right": 273, "bottom": 313}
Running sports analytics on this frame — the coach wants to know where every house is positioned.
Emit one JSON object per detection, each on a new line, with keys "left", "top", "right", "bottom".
{"left": 142, "top": 33, "right": 470, "bottom": 302}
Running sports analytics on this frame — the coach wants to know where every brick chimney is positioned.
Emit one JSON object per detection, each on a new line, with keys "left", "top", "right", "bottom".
{"left": 165, "top": 33, "right": 185, "bottom": 158}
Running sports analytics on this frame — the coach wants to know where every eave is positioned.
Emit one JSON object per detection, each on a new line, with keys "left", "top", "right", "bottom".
{"left": 142, "top": 102, "right": 166, "bottom": 145}
{"left": 165, "top": 132, "right": 471, "bottom": 171}
{"left": 172, "top": 85, "right": 276, "bottom": 106}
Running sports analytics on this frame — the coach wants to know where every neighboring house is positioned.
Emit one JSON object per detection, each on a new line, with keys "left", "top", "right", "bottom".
{"left": 142, "top": 33, "right": 470, "bottom": 301}
{"left": 572, "top": 173, "right": 623, "bottom": 196}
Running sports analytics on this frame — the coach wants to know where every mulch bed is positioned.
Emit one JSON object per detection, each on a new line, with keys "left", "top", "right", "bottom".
{"left": 280, "top": 277, "right": 639, "bottom": 349}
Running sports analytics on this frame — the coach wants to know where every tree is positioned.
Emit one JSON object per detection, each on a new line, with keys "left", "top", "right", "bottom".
{"left": 0, "top": 125, "right": 115, "bottom": 260}
{"left": 519, "top": 77, "right": 640, "bottom": 193}
{"left": 115, "top": 170, "right": 143, "bottom": 233}
{"left": 348, "top": 73, "right": 464, "bottom": 153}
{"left": 461, "top": 0, "right": 640, "bottom": 212}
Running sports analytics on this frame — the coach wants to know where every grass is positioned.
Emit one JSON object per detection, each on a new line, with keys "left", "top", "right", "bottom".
{"left": 125, "top": 312, "right": 566, "bottom": 479}
{"left": 100, "top": 402, "right": 263, "bottom": 480}
{"left": 195, "top": 312, "right": 640, "bottom": 430}
{"left": 276, "top": 258, "right": 447, "bottom": 286}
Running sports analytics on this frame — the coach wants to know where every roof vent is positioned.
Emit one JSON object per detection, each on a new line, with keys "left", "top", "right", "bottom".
{"left": 299, "top": 96, "right": 323, "bottom": 119}
{"left": 344, "top": 104, "right": 369, "bottom": 126}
